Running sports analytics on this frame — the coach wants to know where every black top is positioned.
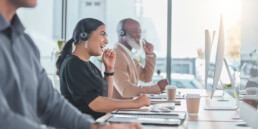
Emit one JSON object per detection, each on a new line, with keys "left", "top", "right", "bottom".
{"left": 60, "top": 55, "right": 108, "bottom": 119}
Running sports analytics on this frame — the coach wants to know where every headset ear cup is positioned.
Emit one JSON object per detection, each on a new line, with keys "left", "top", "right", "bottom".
{"left": 80, "top": 32, "right": 88, "bottom": 41}
{"left": 120, "top": 30, "right": 126, "bottom": 36}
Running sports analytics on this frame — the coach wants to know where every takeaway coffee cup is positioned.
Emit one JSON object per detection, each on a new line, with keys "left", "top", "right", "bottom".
{"left": 242, "top": 95, "right": 258, "bottom": 109}
{"left": 166, "top": 85, "right": 177, "bottom": 100}
{"left": 186, "top": 94, "right": 201, "bottom": 115}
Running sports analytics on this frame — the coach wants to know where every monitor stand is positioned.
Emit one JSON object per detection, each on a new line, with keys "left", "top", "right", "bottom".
{"left": 216, "top": 81, "right": 230, "bottom": 101}
{"left": 217, "top": 99, "right": 230, "bottom": 102}
{"left": 203, "top": 59, "right": 239, "bottom": 111}
{"left": 216, "top": 91, "right": 230, "bottom": 102}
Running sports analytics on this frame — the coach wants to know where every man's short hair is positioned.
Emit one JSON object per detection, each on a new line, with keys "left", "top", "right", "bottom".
{"left": 116, "top": 18, "right": 139, "bottom": 36}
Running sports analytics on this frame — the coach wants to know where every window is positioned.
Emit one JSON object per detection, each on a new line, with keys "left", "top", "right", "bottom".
{"left": 171, "top": 0, "right": 242, "bottom": 89}
{"left": 67, "top": 0, "right": 168, "bottom": 81}
{"left": 240, "top": 0, "right": 258, "bottom": 89}
{"left": 16, "top": 0, "right": 244, "bottom": 90}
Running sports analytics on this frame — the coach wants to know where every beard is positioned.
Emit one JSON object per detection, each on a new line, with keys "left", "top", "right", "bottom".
{"left": 126, "top": 36, "right": 141, "bottom": 50}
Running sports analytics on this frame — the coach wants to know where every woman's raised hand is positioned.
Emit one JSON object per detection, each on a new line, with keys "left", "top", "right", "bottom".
{"left": 102, "top": 48, "right": 116, "bottom": 72}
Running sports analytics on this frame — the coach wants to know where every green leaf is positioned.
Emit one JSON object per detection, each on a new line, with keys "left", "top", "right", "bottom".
{"left": 226, "top": 84, "right": 232, "bottom": 88}
{"left": 58, "top": 40, "right": 65, "bottom": 52}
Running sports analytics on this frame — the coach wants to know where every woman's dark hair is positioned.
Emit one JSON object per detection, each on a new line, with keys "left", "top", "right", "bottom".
{"left": 56, "top": 18, "right": 104, "bottom": 75}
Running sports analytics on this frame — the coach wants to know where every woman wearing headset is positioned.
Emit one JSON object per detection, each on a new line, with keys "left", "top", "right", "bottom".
{"left": 56, "top": 18, "right": 150, "bottom": 120}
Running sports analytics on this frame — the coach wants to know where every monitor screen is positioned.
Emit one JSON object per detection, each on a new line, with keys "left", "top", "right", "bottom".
{"left": 206, "top": 15, "right": 225, "bottom": 98}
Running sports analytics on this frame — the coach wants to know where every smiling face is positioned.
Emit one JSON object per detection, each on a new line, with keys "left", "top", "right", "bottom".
{"left": 86, "top": 25, "right": 108, "bottom": 56}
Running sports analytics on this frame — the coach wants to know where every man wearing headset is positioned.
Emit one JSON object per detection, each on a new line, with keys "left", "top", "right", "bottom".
{"left": 112, "top": 18, "right": 169, "bottom": 99}
{"left": 0, "top": 0, "right": 141, "bottom": 129}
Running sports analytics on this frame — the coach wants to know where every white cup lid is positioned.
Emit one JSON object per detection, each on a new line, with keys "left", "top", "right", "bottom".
{"left": 246, "top": 87, "right": 258, "bottom": 91}
{"left": 243, "top": 95, "right": 258, "bottom": 100}
{"left": 246, "top": 87, "right": 258, "bottom": 95}
{"left": 186, "top": 94, "right": 200, "bottom": 98}
{"left": 166, "top": 85, "right": 177, "bottom": 89}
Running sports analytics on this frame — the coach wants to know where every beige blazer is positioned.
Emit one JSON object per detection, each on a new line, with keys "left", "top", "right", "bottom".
{"left": 112, "top": 44, "right": 161, "bottom": 99}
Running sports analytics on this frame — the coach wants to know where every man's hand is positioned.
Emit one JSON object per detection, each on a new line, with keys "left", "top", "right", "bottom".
{"left": 91, "top": 123, "right": 142, "bottom": 129}
{"left": 142, "top": 39, "right": 154, "bottom": 55}
{"left": 157, "top": 79, "right": 169, "bottom": 92}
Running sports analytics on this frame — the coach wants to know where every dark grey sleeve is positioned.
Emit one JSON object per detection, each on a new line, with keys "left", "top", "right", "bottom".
{"left": 26, "top": 34, "right": 94, "bottom": 129}
{"left": 36, "top": 68, "right": 94, "bottom": 129}
{"left": 0, "top": 89, "right": 55, "bottom": 129}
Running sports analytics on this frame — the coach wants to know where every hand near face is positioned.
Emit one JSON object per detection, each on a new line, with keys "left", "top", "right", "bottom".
{"left": 142, "top": 39, "right": 154, "bottom": 55}
{"left": 157, "top": 79, "right": 169, "bottom": 92}
{"left": 102, "top": 48, "right": 116, "bottom": 72}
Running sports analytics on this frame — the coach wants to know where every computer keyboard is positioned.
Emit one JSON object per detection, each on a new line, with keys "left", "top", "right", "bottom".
{"left": 148, "top": 94, "right": 184, "bottom": 99}
{"left": 107, "top": 115, "right": 181, "bottom": 126}
{"left": 150, "top": 103, "right": 175, "bottom": 112}
{"left": 112, "top": 113, "right": 179, "bottom": 119}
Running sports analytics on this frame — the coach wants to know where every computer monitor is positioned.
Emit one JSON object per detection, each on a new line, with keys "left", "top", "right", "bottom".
{"left": 205, "top": 30, "right": 215, "bottom": 89}
{"left": 206, "top": 15, "right": 225, "bottom": 99}
{"left": 204, "top": 15, "right": 239, "bottom": 110}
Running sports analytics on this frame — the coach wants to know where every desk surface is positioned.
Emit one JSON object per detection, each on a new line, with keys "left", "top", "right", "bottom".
{"left": 98, "top": 89, "right": 251, "bottom": 129}
{"left": 141, "top": 121, "right": 251, "bottom": 129}
{"left": 175, "top": 89, "right": 239, "bottom": 122}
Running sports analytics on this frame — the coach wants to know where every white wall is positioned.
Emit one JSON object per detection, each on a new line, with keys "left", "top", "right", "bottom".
{"left": 241, "top": 0, "right": 258, "bottom": 60}
{"left": 172, "top": 0, "right": 221, "bottom": 58}
{"left": 66, "top": 0, "right": 137, "bottom": 49}
{"left": 105, "top": 0, "right": 137, "bottom": 48}
{"left": 17, "top": 0, "right": 59, "bottom": 58}
{"left": 18, "top": 0, "right": 54, "bottom": 39}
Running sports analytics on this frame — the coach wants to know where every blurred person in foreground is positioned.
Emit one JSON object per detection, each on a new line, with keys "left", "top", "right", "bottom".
{"left": 0, "top": 0, "right": 141, "bottom": 128}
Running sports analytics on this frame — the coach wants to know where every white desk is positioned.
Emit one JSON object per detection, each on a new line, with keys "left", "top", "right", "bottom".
{"left": 142, "top": 121, "right": 251, "bottom": 129}
{"left": 174, "top": 89, "right": 240, "bottom": 122}
{"left": 98, "top": 89, "right": 251, "bottom": 129}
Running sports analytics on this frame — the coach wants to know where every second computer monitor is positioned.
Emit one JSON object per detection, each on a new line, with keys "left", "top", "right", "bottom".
{"left": 206, "top": 15, "right": 225, "bottom": 98}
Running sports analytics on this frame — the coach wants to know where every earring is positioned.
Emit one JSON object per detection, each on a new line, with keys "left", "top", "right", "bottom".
{"left": 85, "top": 41, "right": 88, "bottom": 48}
